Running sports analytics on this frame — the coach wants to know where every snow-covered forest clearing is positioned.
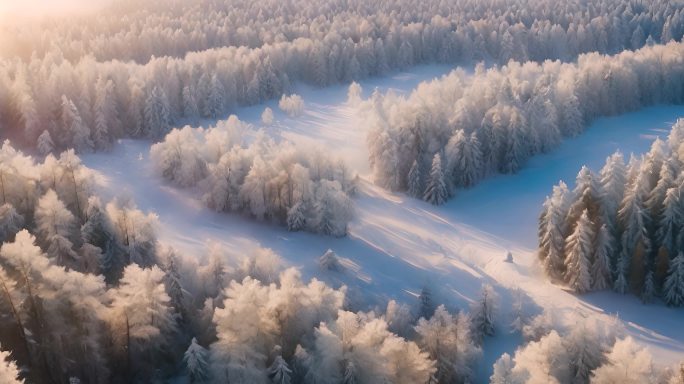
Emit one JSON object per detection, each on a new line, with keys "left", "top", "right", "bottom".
{"left": 0, "top": 0, "right": 684, "bottom": 383}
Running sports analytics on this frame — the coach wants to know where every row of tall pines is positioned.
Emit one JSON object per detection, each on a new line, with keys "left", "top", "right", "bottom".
{"left": 538, "top": 120, "right": 684, "bottom": 306}
{"left": 366, "top": 41, "right": 684, "bottom": 205}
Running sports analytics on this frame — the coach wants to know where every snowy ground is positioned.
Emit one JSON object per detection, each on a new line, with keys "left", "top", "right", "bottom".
{"left": 81, "top": 66, "right": 684, "bottom": 380}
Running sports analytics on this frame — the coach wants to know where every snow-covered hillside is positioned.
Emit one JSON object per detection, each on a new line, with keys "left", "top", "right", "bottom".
{"left": 82, "top": 66, "right": 684, "bottom": 380}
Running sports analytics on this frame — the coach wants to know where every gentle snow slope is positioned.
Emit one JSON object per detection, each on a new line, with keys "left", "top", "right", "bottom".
{"left": 82, "top": 66, "right": 684, "bottom": 380}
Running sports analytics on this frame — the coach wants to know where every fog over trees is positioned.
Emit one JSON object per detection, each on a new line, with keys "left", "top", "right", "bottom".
{"left": 0, "top": 0, "right": 682, "bottom": 152}
{"left": 365, "top": 41, "right": 684, "bottom": 202}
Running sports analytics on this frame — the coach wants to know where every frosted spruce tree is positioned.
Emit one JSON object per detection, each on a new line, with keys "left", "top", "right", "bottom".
{"left": 144, "top": 86, "right": 172, "bottom": 139}
{"left": 591, "top": 224, "right": 614, "bottom": 290}
{"left": 563, "top": 209, "right": 594, "bottom": 293}
{"left": 35, "top": 190, "right": 79, "bottom": 268}
{"left": 407, "top": 160, "right": 422, "bottom": 198}
{"left": 37, "top": 130, "right": 54, "bottom": 156}
{"left": 184, "top": 337, "right": 209, "bottom": 384}
{"left": 539, "top": 181, "right": 572, "bottom": 281}
{"left": 0, "top": 204, "right": 23, "bottom": 243}
{"left": 60, "top": 95, "right": 93, "bottom": 153}
{"left": 663, "top": 253, "right": 684, "bottom": 307}
{"left": 471, "top": 284, "right": 498, "bottom": 339}
{"left": 423, "top": 153, "right": 447, "bottom": 205}
{"left": 415, "top": 306, "right": 479, "bottom": 383}
{"left": 489, "top": 353, "right": 515, "bottom": 384}
{"left": 268, "top": 346, "right": 292, "bottom": 384}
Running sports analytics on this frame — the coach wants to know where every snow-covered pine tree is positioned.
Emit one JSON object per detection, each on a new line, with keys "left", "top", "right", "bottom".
{"left": 510, "top": 288, "right": 526, "bottom": 333}
{"left": 471, "top": 284, "right": 498, "bottom": 339}
{"left": 93, "top": 77, "right": 119, "bottom": 151}
{"left": 0, "top": 204, "right": 23, "bottom": 243}
{"left": 286, "top": 202, "right": 306, "bottom": 232}
{"left": 540, "top": 181, "right": 572, "bottom": 280}
{"left": 407, "top": 160, "right": 422, "bottom": 198}
{"left": 418, "top": 285, "right": 435, "bottom": 319}
{"left": 35, "top": 190, "right": 80, "bottom": 268}
{"left": 591, "top": 337, "right": 657, "bottom": 384}
{"left": 184, "top": 337, "right": 209, "bottom": 384}
{"left": 110, "top": 264, "right": 176, "bottom": 372}
{"left": 163, "top": 248, "right": 188, "bottom": 321}
{"left": 617, "top": 172, "right": 651, "bottom": 293}
{"left": 646, "top": 161, "right": 676, "bottom": 220}
{"left": 500, "top": 109, "right": 527, "bottom": 174}
{"left": 37, "top": 130, "right": 54, "bottom": 155}
{"left": 599, "top": 151, "right": 627, "bottom": 228}
{"left": 61, "top": 95, "right": 93, "bottom": 153}
{"left": 446, "top": 130, "right": 483, "bottom": 188}
{"left": 656, "top": 188, "right": 680, "bottom": 282}
{"left": 204, "top": 75, "right": 224, "bottom": 119}
{"left": 642, "top": 270, "right": 657, "bottom": 303}
{"left": 614, "top": 248, "right": 631, "bottom": 294}
{"left": 81, "top": 197, "right": 123, "bottom": 283}
{"left": 319, "top": 249, "right": 343, "bottom": 272}
{"left": 423, "top": 153, "right": 447, "bottom": 205}
{"left": 342, "top": 361, "right": 357, "bottom": 384}
{"left": 489, "top": 353, "right": 515, "bottom": 384}
{"left": 182, "top": 85, "right": 200, "bottom": 122}
{"left": 144, "top": 86, "right": 172, "bottom": 139}
{"left": 567, "top": 166, "right": 601, "bottom": 227}
{"left": 415, "top": 305, "right": 479, "bottom": 383}
{"left": 564, "top": 209, "right": 594, "bottom": 293}
{"left": 262, "top": 107, "right": 274, "bottom": 126}
{"left": 663, "top": 252, "right": 684, "bottom": 307}
{"left": 591, "top": 224, "right": 614, "bottom": 290}
{"left": 268, "top": 346, "right": 292, "bottom": 384}
{"left": 564, "top": 322, "right": 605, "bottom": 383}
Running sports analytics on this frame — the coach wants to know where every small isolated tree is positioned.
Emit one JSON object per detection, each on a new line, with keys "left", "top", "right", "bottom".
{"left": 347, "top": 82, "right": 362, "bottom": 105}
{"left": 184, "top": 337, "right": 209, "bottom": 384}
{"left": 423, "top": 154, "right": 447, "bottom": 205}
{"left": 418, "top": 285, "right": 435, "bottom": 319}
{"left": 279, "top": 94, "right": 304, "bottom": 117}
{"left": 319, "top": 249, "right": 343, "bottom": 272}
{"left": 471, "top": 284, "right": 498, "bottom": 339}
{"left": 261, "top": 107, "right": 274, "bottom": 126}
{"left": 510, "top": 288, "right": 526, "bottom": 333}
